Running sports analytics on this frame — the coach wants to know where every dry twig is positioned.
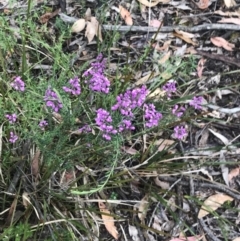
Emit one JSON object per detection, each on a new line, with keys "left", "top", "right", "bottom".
{"left": 102, "top": 24, "right": 240, "bottom": 33}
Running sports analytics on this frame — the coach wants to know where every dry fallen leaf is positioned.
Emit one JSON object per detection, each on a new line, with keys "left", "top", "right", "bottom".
{"left": 173, "top": 30, "right": 198, "bottom": 46}
{"left": 218, "top": 18, "right": 240, "bottom": 25}
{"left": 170, "top": 236, "right": 202, "bottom": 241}
{"left": 39, "top": 9, "right": 60, "bottom": 24}
{"left": 223, "top": 0, "right": 236, "bottom": 8}
{"left": 90, "top": 17, "right": 103, "bottom": 42}
{"left": 138, "top": 0, "right": 170, "bottom": 7}
{"left": 208, "top": 129, "right": 230, "bottom": 145}
{"left": 186, "top": 46, "right": 197, "bottom": 54}
{"left": 180, "top": 236, "right": 203, "bottom": 241}
{"left": 85, "top": 8, "right": 91, "bottom": 21}
{"left": 149, "top": 19, "right": 162, "bottom": 27}
{"left": 31, "top": 149, "right": 40, "bottom": 178}
{"left": 71, "top": 19, "right": 86, "bottom": 33}
{"left": 158, "top": 51, "right": 171, "bottom": 64}
{"left": 228, "top": 167, "right": 240, "bottom": 182}
{"left": 197, "top": 58, "right": 206, "bottom": 78}
{"left": 154, "top": 177, "right": 170, "bottom": 189}
{"left": 175, "top": 44, "right": 187, "bottom": 56}
{"left": 214, "top": 10, "right": 240, "bottom": 17}
{"left": 61, "top": 170, "right": 75, "bottom": 186}
{"left": 119, "top": 5, "right": 133, "bottom": 25}
{"left": 135, "top": 72, "right": 159, "bottom": 86}
{"left": 152, "top": 216, "right": 162, "bottom": 231}
{"left": 153, "top": 40, "right": 171, "bottom": 51}
{"left": 154, "top": 139, "right": 175, "bottom": 152}
{"left": 128, "top": 225, "right": 140, "bottom": 241}
{"left": 137, "top": 195, "right": 149, "bottom": 224}
{"left": 52, "top": 112, "right": 63, "bottom": 123}
{"left": 22, "top": 192, "right": 31, "bottom": 209}
{"left": 220, "top": 151, "right": 229, "bottom": 186}
{"left": 233, "top": 238, "right": 240, "bottom": 241}
{"left": 22, "top": 192, "right": 40, "bottom": 219}
{"left": 5, "top": 197, "right": 18, "bottom": 226}
{"left": 148, "top": 88, "right": 166, "bottom": 101}
{"left": 85, "top": 21, "right": 96, "bottom": 43}
{"left": 121, "top": 146, "right": 138, "bottom": 155}
{"left": 198, "top": 193, "right": 233, "bottom": 218}
{"left": 169, "top": 1, "right": 192, "bottom": 10}
{"left": 98, "top": 201, "right": 119, "bottom": 240}
{"left": 194, "top": 0, "right": 209, "bottom": 9}
{"left": 210, "top": 36, "right": 235, "bottom": 51}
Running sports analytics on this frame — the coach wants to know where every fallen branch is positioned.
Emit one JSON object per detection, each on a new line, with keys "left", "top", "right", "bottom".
{"left": 58, "top": 13, "right": 240, "bottom": 33}
{"left": 196, "top": 50, "right": 240, "bottom": 68}
{"left": 157, "top": 175, "right": 240, "bottom": 200}
{"left": 102, "top": 23, "right": 240, "bottom": 33}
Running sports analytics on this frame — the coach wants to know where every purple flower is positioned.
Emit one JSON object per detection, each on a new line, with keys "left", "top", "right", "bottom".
{"left": 95, "top": 108, "right": 117, "bottom": 140}
{"left": 173, "top": 126, "right": 187, "bottom": 140}
{"left": 162, "top": 81, "right": 177, "bottom": 97}
{"left": 144, "top": 103, "right": 162, "bottom": 128}
{"left": 118, "top": 119, "right": 135, "bottom": 132}
{"left": 44, "top": 87, "right": 63, "bottom": 112}
{"left": 189, "top": 96, "right": 203, "bottom": 110}
{"left": 63, "top": 77, "right": 81, "bottom": 96}
{"left": 112, "top": 85, "right": 148, "bottom": 117}
{"left": 11, "top": 76, "right": 25, "bottom": 92}
{"left": 5, "top": 113, "right": 17, "bottom": 124}
{"left": 79, "top": 125, "right": 92, "bottom": 134}
{"left": 39, "top": 120, "right": 48, "bottom": 130}
{"left": 83, "top": 54, "right": 110, "bottom": 94}
{"left": 9, "top": 131, "right": 18, "bottom": 143}
{"left": 172, "top": 105, "right": 185, "bottom": 118}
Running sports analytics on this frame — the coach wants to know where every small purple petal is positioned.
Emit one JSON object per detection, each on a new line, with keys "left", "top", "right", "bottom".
{"left": 144, "top": 103, "right": 162, "bottom": 128}
{"left": 84, "top": 54, "right": 110, "bottom": 94}
{"left": 189, "top": 96, "right": 203, "bottom": 110}
{"left": 174, "top": 126, "right": 187, "bottom": 140}
{"left": 11, "top": 76, "right": 25, "bottom": 92}
{"left": 9, "top": 131, "right": 18, "bottom": 143}
{"left": 44, "top": 88, "right": 63, "bottom": 112}
{"left": 39, "top": 120, "right": 48, "bottom": 130}
{"left": 63, "top": 77, "right": 81, "bottom": 96}
{"left": 95, "top": 108, "right": 117, "bottom": 140}
{"left": 5, "top": 113, "right": 17, "bottom": 124}
{"left": 172, "top": 105, "right": 185, "bottom": 118}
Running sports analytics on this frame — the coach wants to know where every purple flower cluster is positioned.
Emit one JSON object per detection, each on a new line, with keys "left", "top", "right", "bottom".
{"left": 174, "top": 126, "right": 187, "bottom": 140}
{"left": 172, "top": 105, "right": 185, "bottom": 118}
{"left": 5, "top": 113, "right": 17, "bottom": 124}
{"left": 118, "top": 119, "right": 135, "bottom": 132}
{"left": 95, "top": 109, "right": 117, "bottom": 141}
{"left": 93, "top": 85, "right": 164, "bottom": 140}
{"left": 161, "top": 79, "right": 204, "bottom": 140}
{"left": 111, "top": 85, "right": 148, "bottom": 117}
{"left": 8, "top": 77, "right": 23, "bottom": 142}
{"left": 144, "top": 104, "right": 162, "bottom": 128}
{"left": 9, "top": 131, "right": 18, "bottom": 143}
{"left": 63, "top": 77, "right": 81, "bottom": 96}
{"left": 11, "top": 76, "right": 25, "bottom": 92}
{"left": 7, "top": 56, "right": 204, "bottom": 145}
{"left": 39, "top": 120, "right": 48, "bottom": 130}
{"left": 83, "top": 54, "right": 110, "bottom": 94}
{"left": 79, "top": 125, "right": 92, "bottom": 134}
{"left": 162, "top": 81, "right": 177, "bottom": 97}
{"left": 189, "top": 96, "right": 203, "bottom": 110}
{"left": 44, "top": 88, "right": 63, "bottom": 112}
